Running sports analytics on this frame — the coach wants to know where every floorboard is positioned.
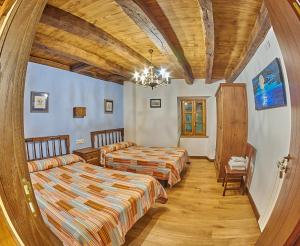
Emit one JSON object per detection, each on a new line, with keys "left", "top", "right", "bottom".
{"left": 124, "top": 158, "right": 261, "bottom": 245}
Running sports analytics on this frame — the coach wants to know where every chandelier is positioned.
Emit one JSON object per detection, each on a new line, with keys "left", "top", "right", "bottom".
{"left": 133, "top": 49, "right": 171, "bottom": 89}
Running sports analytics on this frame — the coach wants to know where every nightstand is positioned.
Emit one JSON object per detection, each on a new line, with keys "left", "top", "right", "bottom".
{"left": 73, "top": 147, "right": 100, "bottom": 166}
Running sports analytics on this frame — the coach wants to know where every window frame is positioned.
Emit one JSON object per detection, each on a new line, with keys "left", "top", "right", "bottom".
{"left": 180, "top": 99, "right": 207, "bottom": 137}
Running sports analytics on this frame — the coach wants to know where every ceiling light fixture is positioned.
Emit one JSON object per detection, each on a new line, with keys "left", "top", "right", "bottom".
{"left": 133, "top": 49, "right": 171, "bottom": 89}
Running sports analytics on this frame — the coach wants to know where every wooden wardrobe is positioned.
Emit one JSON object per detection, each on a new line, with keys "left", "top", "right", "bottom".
{"left": 215, "top": 83, "right": 248, "bottom": 181}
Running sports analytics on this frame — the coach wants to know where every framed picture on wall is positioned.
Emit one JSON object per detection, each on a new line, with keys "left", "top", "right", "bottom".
{"left": 104, "top": 99, "right": 113, "bottom": 113}
{"left": 30, "top": 91, "right": 49, "bottom": 113}
{"left": 150, "top": 99, "right": 161, "bottom": 108}
{"left": 252, "top": 58, "right": 287, "bottom": 110}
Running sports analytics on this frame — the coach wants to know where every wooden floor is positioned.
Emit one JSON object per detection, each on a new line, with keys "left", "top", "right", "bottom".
{"left": 0, "top": 159, "right": 260, "bottom": 246}
{"left": 124, "top": 159, "right": 261, "bottom": 246}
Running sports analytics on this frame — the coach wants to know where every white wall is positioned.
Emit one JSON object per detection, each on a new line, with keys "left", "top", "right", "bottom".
{"left": 235, "top": 28, "right": 291, "bottom": 230}
{"left": 123, "top": 79, "right": 221, "bottom": 158}
{"left": 123, "top": 82, "right": 136, "bottom": 142}
{"left": 24, "top": 63, "right": 124, "bottom": 151}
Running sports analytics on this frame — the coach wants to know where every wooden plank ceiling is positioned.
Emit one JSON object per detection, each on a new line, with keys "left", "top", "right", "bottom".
{"left": 28, "top": 0, "right": 265, "bottom": 84}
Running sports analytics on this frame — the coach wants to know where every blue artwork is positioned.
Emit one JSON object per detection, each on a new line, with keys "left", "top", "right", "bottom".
{"left": 252, "top": 58, "right": 287, "bottom": 110}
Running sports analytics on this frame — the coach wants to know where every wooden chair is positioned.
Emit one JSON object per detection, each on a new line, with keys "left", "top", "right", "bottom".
{"left": 222, "top": 143, "right": 255, "bottom": 196}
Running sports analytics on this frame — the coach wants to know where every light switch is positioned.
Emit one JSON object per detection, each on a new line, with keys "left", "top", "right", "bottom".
{"left": 76, "top": 139, "right": 85, "bottom": 145}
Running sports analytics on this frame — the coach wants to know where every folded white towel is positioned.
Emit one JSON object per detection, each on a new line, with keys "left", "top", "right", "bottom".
{"left": 231, "top": 156, "right": 246, "bottom": 162}
{"left": 229, "top": 160, "right": 247, "bottom": 167}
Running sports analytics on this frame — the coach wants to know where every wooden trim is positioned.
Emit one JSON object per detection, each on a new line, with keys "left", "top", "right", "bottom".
{"left": 215, "top": 83, "right": 246, "bottom": 97}
{"left": 181, "top": 99, "right": 207, "bottom": 137}
{"left": 70, "top": 62, "right": 91, "bottom": 73}
{"left": 0, "top": 0, "right": 62, "bottom": 245}
{"left": 0, "top": 0, "right": 15, "bottom": 18}
{"left": 246, "top": 188, "right": 260, "bottom": 221}
{"left": 226, "top": 2, "right": 271, "bottom": 82}
{"left": 90, "top": 128, "right": 124, "bottom": 149}
{"left": 180, "top": 135, "right": 209, "bottom": 138}
{"left": 197, "top": 0, "right": 214, "bottom": 84}
{"left": 40, "top": 5, "right": 151, "bottom": 67}
{"left": 256, "top": 0, "right": 300, "bottom": 245}
{"left": 115, "top": 0, "right": 194, "bottom": 84}
{"left": 33, "top": 34, "right": 130, "bottom": 78}
{"left": 25, "top": 135, "right": 70, "bottom": 161}
{"left": 30, "top": 55, "right": 70, "bottom": 71}
{"left": 189, "top": 156, "right": 215, "bottom": 162}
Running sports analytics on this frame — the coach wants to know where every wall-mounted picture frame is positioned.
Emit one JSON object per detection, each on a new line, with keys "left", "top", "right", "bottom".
{"left": 73, "top": 107, "right": 86, "bottom": 118}
{"left": 150, "top": 99, "right": 161, "bottom": 108}
{"left": 252, "top": 58, "right": 287, "bottom": 110}
{"left": 104, "top": 99, "right": 113, "bottom": 113}
{"left": 30, "top": 91, "right": 49, "bottom": 113}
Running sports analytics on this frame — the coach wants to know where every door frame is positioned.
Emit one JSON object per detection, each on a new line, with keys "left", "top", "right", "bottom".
{"left": 0, "top": 0, "right": 61, "bottom": 245}
{"left": 0, "top": 0, "right": 299, "bottom": 245}
{"left": 256, "top": 0, "right": 300, "bottom": 245}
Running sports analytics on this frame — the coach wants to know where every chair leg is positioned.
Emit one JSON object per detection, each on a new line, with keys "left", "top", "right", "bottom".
{"left": 222, "top": 176, "right": 225, "bottom": 187}
{"left": 240, "top": 176, "right": 243, "bottom": 194}
{"left": 223, "top": 175, "right": 228, "bottom": 196}
{"left": 242, "top": 176, "right": 246, "bottom": 195}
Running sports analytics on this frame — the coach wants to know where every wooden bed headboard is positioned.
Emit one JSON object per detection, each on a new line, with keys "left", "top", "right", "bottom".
{"left": 25, "top": 135, "right": 70, "bottom": 161}
{"left": 90, "top": 128, "right": 124, "bottom": 148}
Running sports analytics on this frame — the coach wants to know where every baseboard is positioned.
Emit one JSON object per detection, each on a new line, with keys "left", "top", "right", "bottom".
{"left": 189, "top": 156, "right": 215, "bottom": 162}
{"left": 246, "top": 188, "right": 260, "bottom": 221}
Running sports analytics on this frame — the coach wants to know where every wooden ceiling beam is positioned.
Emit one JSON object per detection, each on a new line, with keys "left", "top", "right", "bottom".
{"left": 198, "top": 0, "right": 214, "bottom": 84}
{"left": 70, "top": 62, "right": 91, "bottom": 72}
{"left": 226, "top": 3, "right": 271, "bottom": 82}
{"left": 115, "top": 0, "right": 194, "bottom": 84}
{"left": 33, "top": 33, "right": 130, "bottom": 79}
{"left": 29, "top": 55, "right": 70, "bottom": 71}
{"left": 40, "top": 5, "right": 150, "bottom": 67}
{"left": 78, "top": 70, "right": 124, "bottom": 84}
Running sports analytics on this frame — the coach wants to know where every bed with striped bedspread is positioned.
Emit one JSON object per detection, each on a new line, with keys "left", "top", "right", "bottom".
{"left": 101, "top": 142, "right": 189, "bottom": 187}
{"left": 29, "top": 155, "right": 167, "bottom": 246}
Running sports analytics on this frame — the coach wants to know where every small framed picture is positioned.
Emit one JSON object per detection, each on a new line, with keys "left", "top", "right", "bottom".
{"left": 30, "top": 92, "right": 49, "bottom": 113}
{"left": 150, "top": 99, "right": 161, "bottom": 108}
{"left": 104, "top": 99, "right": 113, "bottom": 113}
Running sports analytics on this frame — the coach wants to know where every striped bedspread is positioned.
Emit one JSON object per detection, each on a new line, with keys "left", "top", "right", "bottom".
{"left": 30, "top": 162, "right": 167, "bottom": 246}
{"left": 104, "top": 146, "right": 189, "bottom": 187}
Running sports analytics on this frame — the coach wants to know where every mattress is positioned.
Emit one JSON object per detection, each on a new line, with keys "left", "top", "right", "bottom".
{"left": 30, "top": 157, "right": 167, "bottom": 246}
{"left": 102, "top": 143, "right": 189, "bottom": 187}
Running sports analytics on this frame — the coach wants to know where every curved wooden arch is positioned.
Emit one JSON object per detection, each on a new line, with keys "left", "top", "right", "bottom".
{"left": 0, "top": 0, "right": 61, "bottom": 245}
{"left": 0, "top": 0, "right": 299, "bottom": 245}
{"left": 256, "top": 0, "right": 300, "bottom": 244}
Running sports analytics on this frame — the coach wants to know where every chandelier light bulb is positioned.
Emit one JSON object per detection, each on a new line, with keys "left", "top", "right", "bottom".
{"left": 134, "top": 71, "right": 139, "bottom": 81}
{"left": 160, "top": 68, "right": 166, "bottom": 77}
{"left": 143, "top": 68, "right": 149, "bottom": 75}
{"left": 165, "top": 72, "right": 170, "bottom": 80}
{"left": 134, "top": 49, "right": 171, "bottom": 89}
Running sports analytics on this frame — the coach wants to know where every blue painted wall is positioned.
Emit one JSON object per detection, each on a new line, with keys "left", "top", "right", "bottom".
{"left": 24, "top": 63, "right": 123, "bottom": 151}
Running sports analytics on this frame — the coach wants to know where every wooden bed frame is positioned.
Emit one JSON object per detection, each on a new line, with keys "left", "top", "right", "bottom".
{"left": 25, "top": 135, "right": 70, "bottom": 161}
{"left": 90, "top": 128, "right": 171, "bottom": 187}
{"left": 90, "top": 128, "right": 124, "bottom": 148}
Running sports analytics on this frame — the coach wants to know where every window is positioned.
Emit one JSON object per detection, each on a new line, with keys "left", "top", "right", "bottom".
{"left": 181, "top": 99, "right": 206, "bottom": 137}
